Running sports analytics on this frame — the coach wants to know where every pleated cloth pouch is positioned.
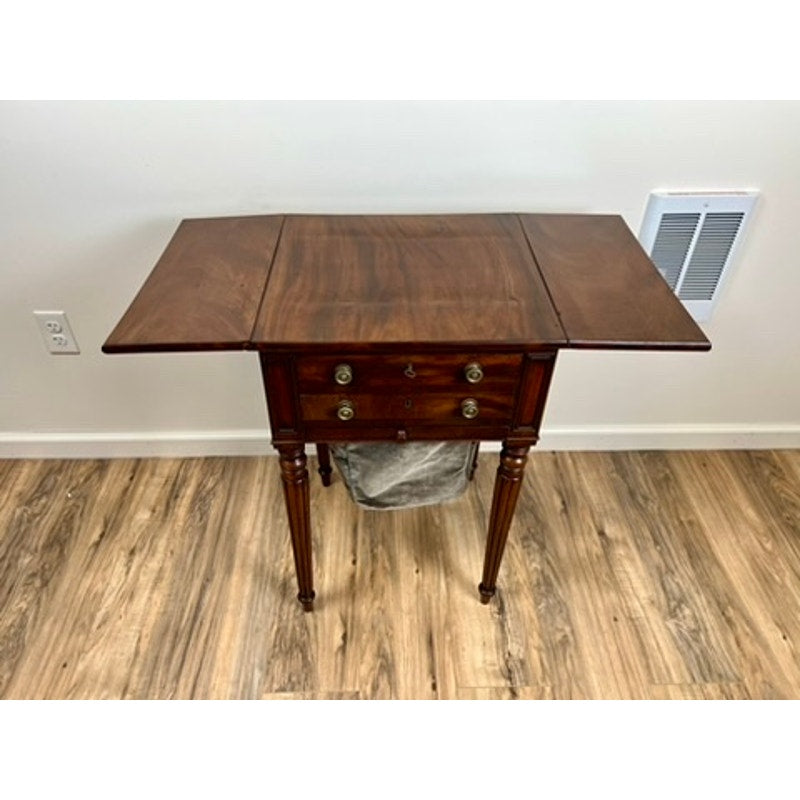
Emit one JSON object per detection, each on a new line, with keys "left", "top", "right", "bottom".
{"left": 330, "top": 441, "right": 477, "bottom": 510}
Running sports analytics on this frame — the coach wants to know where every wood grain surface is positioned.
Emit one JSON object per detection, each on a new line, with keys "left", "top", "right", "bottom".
{"left": 102, "top": 213, "right": 709, "bottom": 355}
{"left": 294, "top": 352, "right": 522, "bottom": 393}
{"left": 298, "top": 391, "right": 515, "bottom": 424}
{"left": 520, "top": 214, "right": 711, "bottom": 350}
{"left": 2, "top": 449, "right": 798, "bottom": 699}
{"left": 251, "top": 214, "right": 566, "bottom": 347}
{"left": 102, "top": 216, "right": 284, "bottom": 352}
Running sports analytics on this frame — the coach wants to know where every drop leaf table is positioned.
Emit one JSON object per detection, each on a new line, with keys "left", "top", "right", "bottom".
{"left": 103, "top": 213, "right": 710, "bottom": 611}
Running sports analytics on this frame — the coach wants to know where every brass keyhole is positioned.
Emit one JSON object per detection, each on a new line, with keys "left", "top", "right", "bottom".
{"left": 404, "top": 398, "right": 413, "bottom": 409}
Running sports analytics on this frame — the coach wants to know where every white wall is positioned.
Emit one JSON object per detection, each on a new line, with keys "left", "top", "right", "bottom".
{"left": 2, "top": 100, "right": 799, "bottom": 456}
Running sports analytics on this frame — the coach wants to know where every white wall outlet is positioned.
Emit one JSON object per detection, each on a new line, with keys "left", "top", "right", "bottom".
{"left": 34, "top": 310, "right": 80, "bottom": 354}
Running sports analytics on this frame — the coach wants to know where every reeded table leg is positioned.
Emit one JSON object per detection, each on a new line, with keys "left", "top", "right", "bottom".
{"left": 479, "top": 442, "right": 530, "bottom": 604}
{"left": 316, "top": 443, "right": 333, "bottom": 487}
{"left": 276, "top": 444, "right": 315, "bottom": 611}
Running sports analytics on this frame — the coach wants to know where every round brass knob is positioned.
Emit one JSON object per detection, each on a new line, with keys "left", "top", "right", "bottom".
{"left": 334, "top": 363, "right": 353, "bottom": 386}
{"left": 461, "top": 398, "right": 479, "bottom": 419}
{"left": 336, "top": 399, "right": 355, "bottom": 421}
{"left": 464, "top": 362, "right": 484, "bottom": 384}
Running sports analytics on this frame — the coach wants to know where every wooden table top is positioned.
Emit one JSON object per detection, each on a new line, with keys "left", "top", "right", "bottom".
{"left": 102, "top": 213, "right": 710, "bottom": 354}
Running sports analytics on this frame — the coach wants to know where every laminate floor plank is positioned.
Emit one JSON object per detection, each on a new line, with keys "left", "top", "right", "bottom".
{"left": 126, "top": 457, "right": 257, "bottom": 699}
{"left": 343, "top": 505, "right": 442, "bottom": 699}
{"left": 260, "top": 691, "right": 361, "bottom": 700}
{"left": 455, "top": 686, "right": 553, "bottom": 700}
{"left": 521, "top": 454, "right": 646, "bottom": 698}
{"left": 603, "top": 452, "right": 741, "bottom": 684}
{"left": 725, "top": 450, "right": 800, "bottom": 566}
{"left": 528, "top": 453, "right": 650, "bottom": 698}
{"left": 1, "top": 449, "right": 799, "bottom": 700}
{"left": 235, "top": 456, "right": 320, "bottom": 698}
{"left": 0, "top": 459, "right": 114, "bottom": 698}
{"left": 779, "top": 449, "right": 800, "bottom": 487}
{"left": 435, "top": 472, "right": 543, "bottom": 695}
{"left": 672, "top": 451, "right": 800, "bottom": 697}
{"left": 643, "top": 452, "right": 791, "bottom": 698}
{"left": 648, "top": 682, "right": 753, "bottom": 700}
{"left": 572, "top": 453, "right": 695, "bottom": 688}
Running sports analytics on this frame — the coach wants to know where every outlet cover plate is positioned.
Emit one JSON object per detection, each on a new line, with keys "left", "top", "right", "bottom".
{"left": 34, "top": 310, "right": 80, "bottom": 354}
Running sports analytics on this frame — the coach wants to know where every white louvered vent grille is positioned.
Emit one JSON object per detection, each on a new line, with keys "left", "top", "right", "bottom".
{"left": 650, "top": 213, "right": 701, "bottom": 290}
{"left": 639, "top": 191, "right": 757, "bottom": 322}
{"left": 677, "top": 212, "right": 744, "bottom": 300}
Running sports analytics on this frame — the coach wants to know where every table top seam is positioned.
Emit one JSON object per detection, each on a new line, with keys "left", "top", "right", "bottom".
{"left": 515, "top": 213, "right": 571, "bottom": 347}
{"left": 246, "top": 214, "right": 287, "bottom": 349}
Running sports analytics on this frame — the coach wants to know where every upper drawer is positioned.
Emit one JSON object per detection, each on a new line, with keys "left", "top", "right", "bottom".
{"left": 295, "top": 352, "right": 522, "bottom": 393}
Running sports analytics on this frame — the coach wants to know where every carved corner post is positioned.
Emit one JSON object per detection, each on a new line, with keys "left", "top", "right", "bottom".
{"left": 477, "top": 352, "right": 555, "bottom": 603}
{"left": 316, "top": 443, "right": 333, "bottom": 487}
{"left": 479, "top": 442, "right": 530, "bottom": 604}
{"left": 276, "top": 444, "right": 315, "bottom": 612}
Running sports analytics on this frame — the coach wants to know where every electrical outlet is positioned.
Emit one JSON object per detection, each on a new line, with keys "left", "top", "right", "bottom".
{"left": 34, "top": 310, "right": 80, "bottom": 354}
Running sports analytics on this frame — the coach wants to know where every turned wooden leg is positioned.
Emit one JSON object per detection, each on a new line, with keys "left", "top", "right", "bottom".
{"left": 276, "top": 444, "right": 315, "bottom": 611}
{"left": 479, "top": 443, "right": 530, "bottom": 604}
{"left": 316, "top": 443, "right": 333, "bottom": 487}
{"left": 468, "top": 441, "right": 479, "bottom": 481}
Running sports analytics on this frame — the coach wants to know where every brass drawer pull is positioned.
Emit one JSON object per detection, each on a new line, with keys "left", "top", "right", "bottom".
{"left": 461, "top": 398, "right": 479, "bottom": 419}
{"left": 464, "top": 362, "right": 484, "bottom": 384}
{"left": 334, "top": 363, "right": 353, "bottom": 385}
{"left": 337, "top": 399, "right": 355, "bottom": 421}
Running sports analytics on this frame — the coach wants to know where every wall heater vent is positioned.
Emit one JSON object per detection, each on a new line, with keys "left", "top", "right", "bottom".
{"left": 639, "top": 190, "right": 758, "bottom": 322}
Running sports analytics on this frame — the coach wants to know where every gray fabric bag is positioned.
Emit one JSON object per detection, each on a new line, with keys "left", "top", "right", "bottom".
{"left": 330, "top": 441, "right": 476, "bottom": 510}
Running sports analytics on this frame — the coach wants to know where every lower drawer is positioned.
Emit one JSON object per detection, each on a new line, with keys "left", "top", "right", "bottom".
{"left": 299, "top": 392, "right": 514, "bottom": 424}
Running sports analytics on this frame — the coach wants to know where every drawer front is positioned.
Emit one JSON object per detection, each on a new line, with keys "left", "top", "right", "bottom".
{"left": 299, "top": 391, "right": 514, "bottom": 425}
{"left": 296, "top": 353, "right": 522, "bottom": 393}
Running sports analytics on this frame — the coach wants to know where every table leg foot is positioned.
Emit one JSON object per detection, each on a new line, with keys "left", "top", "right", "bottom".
{"left": 298, "top": 591, "right": 316, "bottom": 612}
{"left": 478, "top": 583, "right": 494, "bottom": 604}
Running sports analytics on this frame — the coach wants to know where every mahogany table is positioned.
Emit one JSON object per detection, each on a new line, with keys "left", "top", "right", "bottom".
{"left": 103, "top": 213, "right": 710, "bottom": 611}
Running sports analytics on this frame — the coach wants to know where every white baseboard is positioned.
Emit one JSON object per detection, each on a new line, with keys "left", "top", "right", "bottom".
{"left": 1, "top": 424, "right": 799, "bottom": 459}
{"left": 0, "top": 430, "right": 272, "bottom": 460}
{"left": 536, "top": 424, "right": 800, "bottom": 451}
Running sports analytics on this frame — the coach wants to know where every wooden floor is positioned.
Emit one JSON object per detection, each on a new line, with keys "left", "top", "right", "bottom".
{"left": 1, "top": 449, "right": 799, "bottom": 699}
